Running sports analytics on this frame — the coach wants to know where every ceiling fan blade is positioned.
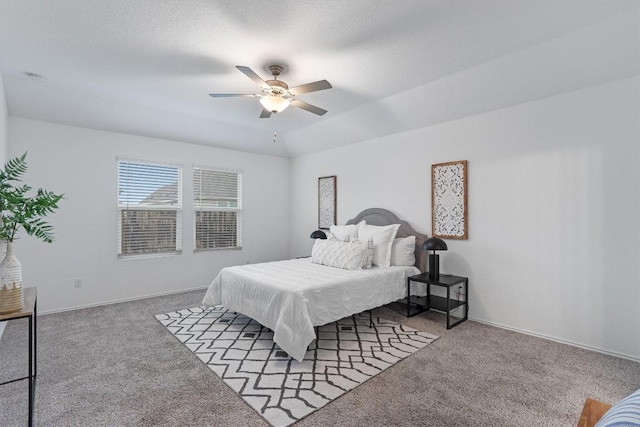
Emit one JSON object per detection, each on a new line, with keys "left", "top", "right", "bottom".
{"left": 236, "top": 66, "right": 267, "bottom": 87}
{"left": 289, "top": 80, "right": 332, "bottom": 95}
{"left": 259, "top": 108, "right": 272, "bottom": 119}
{"left": 209, "top": 93, "right": 258, "bottom": 98}
{"left": 290, "top": 99, "right": 327, "bottom": 116}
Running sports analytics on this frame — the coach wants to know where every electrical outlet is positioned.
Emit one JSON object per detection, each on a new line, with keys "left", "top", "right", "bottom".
{"left": 74, "top": 278, "right": 82, "bottom": 288}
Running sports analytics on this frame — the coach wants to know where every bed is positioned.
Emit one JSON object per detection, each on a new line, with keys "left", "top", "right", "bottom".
{"left": 202, "top": 208, "right": 428, "bottom": 362}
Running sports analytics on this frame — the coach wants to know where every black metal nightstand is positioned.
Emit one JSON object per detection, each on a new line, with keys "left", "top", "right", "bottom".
{"left": 406, "top": 273, "right": 468, "bottom": 329}
{"left": 0, "top": 287, "right": 37, "bottom": 426}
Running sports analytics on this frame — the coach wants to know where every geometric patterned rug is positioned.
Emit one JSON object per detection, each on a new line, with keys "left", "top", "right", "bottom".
{"left": 155, "top": 306, "right": 438, "bottom": 427}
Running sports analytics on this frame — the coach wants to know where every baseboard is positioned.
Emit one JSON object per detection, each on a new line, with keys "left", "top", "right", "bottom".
{"left": 14, "top": 292, "right": 639, "bottom": 364}
{"left": 39, "top": 286, "right": 209, "bottom": 315}
{"left": 470, "top": 316, "right": 640, "bottom": 363}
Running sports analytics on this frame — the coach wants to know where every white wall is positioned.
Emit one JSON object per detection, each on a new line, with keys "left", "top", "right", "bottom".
{"left": 0, "top": 74, "right": 6, "bottom": 338}
{"left": 289, "top": 77, "right": 640, "bottom": 361}
{"left": 0, "top": 73, "right": 8, "bottom": 164}
{"left": 8, "top": 117, "right": 291, "bottom": 312}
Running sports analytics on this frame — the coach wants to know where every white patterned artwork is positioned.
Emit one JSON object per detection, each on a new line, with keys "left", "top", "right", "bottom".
{"left": 318, "top": 175, "right": 336, "bottom": 229}
{"left": 432, "top": 160, "right": 468, "bottom": 239}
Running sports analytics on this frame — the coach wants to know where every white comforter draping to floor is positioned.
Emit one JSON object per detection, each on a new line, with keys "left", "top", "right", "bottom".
{"left": 202, "top": 258, "right": 422, "bottom": 361}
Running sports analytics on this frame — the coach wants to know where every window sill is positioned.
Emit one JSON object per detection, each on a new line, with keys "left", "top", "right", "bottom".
{"left": 194, "top": 246, "right": 242, "bottom": 253}
{"left": 118, "top": 251, "right": 182, "bottom": 260}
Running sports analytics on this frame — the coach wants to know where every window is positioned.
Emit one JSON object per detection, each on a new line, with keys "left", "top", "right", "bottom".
{"left": 193, "top": 166, "right": 242, "bottom": 251}
{"left": 118, "top": 159, "right": 182, "bottom": 258}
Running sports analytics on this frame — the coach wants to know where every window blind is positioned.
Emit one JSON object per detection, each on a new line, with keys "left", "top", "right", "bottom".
{"left": 118, "top": 159, "right": 182, "bottom": 258}
{"left": 193, "top": 166, "right": 242, "bottom": 250}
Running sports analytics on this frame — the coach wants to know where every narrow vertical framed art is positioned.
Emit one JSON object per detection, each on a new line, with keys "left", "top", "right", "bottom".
{"left": 432, "top": 160, "right": 468, "bottom": 240}
{"left": 318, "top": 175, "right": 336, "bottom": 229}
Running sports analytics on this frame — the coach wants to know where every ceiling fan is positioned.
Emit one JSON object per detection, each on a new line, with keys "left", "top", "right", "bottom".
{"left": 209, "top": 65, "right": 332, "bottom": 118}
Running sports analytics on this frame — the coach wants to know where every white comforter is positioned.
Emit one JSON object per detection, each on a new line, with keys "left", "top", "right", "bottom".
{"left": 202, "top": 258, "right": 421, "bottom": 362}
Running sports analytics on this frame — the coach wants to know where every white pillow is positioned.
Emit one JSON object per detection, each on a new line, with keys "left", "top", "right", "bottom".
{"left": 311, "top": 239, "right": 366, "bottom": 270}
{"left": 595, "top": 388, "right": 640, "bottom": 427}
{"left": 350, "top": 237, "right": 374, "bottom": 269}
{"left": 357, "top": 223, "right": 400, "bottom": 267}
{"left": 329, "top": 221, "right": 365, "bottom": 242}
{"left": 390, "top": 235, "right": 416, "bottom": 266}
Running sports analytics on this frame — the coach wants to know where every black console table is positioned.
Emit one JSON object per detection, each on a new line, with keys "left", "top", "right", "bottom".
{"left": 0, "top": 287, "right": 37, "bottom": 426}
{"left": 406, "top": 273, "right": 468, "bottom": 329}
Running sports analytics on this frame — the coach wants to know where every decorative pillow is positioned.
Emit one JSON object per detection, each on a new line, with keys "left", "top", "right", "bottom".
{"left": 357, "top": 223, "right": 401, "bottom": 268}
{"left": 329, "top": 221, "right": 365, "bottom": 242}
{"left": 595, "top": 389, "right": 640, "bottom": 427}
{"left": 311, "top": 239, "right": 366, "bottom": 270}
{"left": 350, "top": 237, "right": 374, "bottom": 269}
{"left": 390, "top": 235, "right": 416, "bottom": 266}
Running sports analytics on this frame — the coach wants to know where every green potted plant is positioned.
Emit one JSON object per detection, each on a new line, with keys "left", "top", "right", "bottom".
{"left": 0, "top": 153, "right": 63, "bottom": 313}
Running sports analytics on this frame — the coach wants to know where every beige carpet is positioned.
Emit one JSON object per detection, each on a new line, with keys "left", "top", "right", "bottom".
{"left": 1, "top": 289, "right": 638, "bottom": 426}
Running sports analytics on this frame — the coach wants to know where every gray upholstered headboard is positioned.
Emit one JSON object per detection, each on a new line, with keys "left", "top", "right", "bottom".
{"left": 346, "top": 208, "right": 428, "bottom": 272}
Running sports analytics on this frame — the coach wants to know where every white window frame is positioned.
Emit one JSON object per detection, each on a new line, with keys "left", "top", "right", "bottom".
{"left": 117, "top": 158, "right": 183, "bottom": 259}
{"left": 193, "top": 165, "right": 243, "bottom": 252}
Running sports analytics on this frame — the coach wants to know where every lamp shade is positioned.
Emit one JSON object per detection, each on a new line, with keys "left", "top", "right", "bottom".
{"left": 310, "top": 230, "right": 327, "bottom": 239}
{"left": 422, "top": 237, "right": 448, "bottom": 252}
{"left": 260, "top": 95, "right": 290, "bottom": 113}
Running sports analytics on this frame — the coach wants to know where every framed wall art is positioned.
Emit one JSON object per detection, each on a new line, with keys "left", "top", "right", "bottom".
{"left": 432, "top": 160, "right": 468, "bottom": 240}
{"left": 318, "top": 175, "right": 336, "bottom": 229}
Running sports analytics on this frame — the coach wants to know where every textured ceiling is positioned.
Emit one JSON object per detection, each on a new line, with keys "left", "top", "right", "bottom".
{"left": 0, "top": 1, "right": 637, "bottom": 157}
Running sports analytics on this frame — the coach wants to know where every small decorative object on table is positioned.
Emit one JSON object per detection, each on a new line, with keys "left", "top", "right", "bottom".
{"left": 0, "top": 153, "right": 63, "bottom": 314}
{"left": 422, "top": 237, "right": 447, "bottom": 280}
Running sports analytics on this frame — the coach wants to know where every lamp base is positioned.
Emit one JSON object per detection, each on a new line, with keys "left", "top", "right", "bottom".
{"left": 428, "top": 254, "right": 439, "bottom": 281}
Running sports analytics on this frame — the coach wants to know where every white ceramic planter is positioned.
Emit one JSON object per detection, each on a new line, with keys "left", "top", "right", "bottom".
{"left": 0, "top": 241, "right": 24, "bottom": 314}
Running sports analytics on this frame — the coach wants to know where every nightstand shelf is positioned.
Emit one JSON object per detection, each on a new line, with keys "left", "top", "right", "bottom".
{"left": 405, "top": 273, "right": 468, "bottom": 329}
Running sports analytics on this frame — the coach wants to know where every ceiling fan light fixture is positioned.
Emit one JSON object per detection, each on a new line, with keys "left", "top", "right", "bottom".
{"left": 209, "top": 64, "right": 331, "bottom": 118}
{"left": 260, "top": 95, "right": 290, "bottom": 113}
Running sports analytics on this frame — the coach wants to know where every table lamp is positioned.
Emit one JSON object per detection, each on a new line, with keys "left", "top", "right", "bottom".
{"left": 422, "top": 237, "right": 448, "bottom": 280}
{"left": 309, "top": 230, "right": 327, "bottom": 239}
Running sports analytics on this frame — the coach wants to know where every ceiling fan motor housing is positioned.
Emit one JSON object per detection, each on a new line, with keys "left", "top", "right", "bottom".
{"left": 264, "top": 79, "right": 289, "bottom": 96}
{"left": 264, "top": 65, "right": 290, "bottom": 97}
